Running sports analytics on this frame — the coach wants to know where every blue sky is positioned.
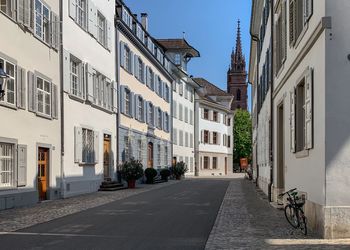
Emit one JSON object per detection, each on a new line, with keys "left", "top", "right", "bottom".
{"left": 124, "top": 0, "right": 252, "bottom": 110}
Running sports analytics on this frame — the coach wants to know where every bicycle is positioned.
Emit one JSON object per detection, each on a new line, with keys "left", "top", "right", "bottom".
{"left": 279, "top": 188, "right": 307, "bottom": 235}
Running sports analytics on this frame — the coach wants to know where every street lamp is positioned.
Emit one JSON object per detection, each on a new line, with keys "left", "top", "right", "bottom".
{"left": 0, "top": 67, "right": 9, "bottom": 98}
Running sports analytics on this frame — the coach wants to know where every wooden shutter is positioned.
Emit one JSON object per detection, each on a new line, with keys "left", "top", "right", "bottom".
{"left": 290, "top": 88, "right": 296, "bottom": 152}
{"left": 17, "top": 0, "right": 25, "bottom": 24}
{"left": 16, "top": 66, "right": 26, "bottom": 109}
{"left": 51, "top": 12, "right": 60, "bottom": 50}
{"left": 305, "top": 68, "right": 313, "bottom": 149}
{"left": 17, "top": 144, "right": 27, "bottom": 187}
{"left": 69, "top": 0, "right": 76, "bottom": 20}
{"left": 106, "top": 20, "right": 112, "bottom": 50}
{"left": 52, "top": 84, "right": 58, "bottom": 119}
{"left": 305, "top": 0, "right": 313, "bottom": 22}
{"left": 86, "top": 63, "right": 94, "bottom": 102}
{"left": 289, "top": 0, "right": 295, "bottom": 46}
{"left": 74, "top": 127, "right": 82, "bottom": 163}
{"left": 88, "top": 0, "right": 97, "bottom": 37}
{"left": 94, "top": 131, "right": 99, "bottom": 163}
{"left": 27, "top": 71, "right": 36, "bottom": 112}
{"left": 120, "top": 41, "right": 125, "bottom": 68}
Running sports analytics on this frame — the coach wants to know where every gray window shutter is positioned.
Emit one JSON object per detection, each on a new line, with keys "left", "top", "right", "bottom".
{"left": 143, "top": 99, "right": 147, "bottom": 122}
{"left": 120, "top": 85, "right": 125, "bottom": 114}
{"left": 17, "top": 0, "right": 24, "bottom": 24}
{"left": 94, "top": 131, "right": 99, "bottom": 163}
{"left": 153, "top": 105, "right": 157, "bottom": 127}
{"left": 304, "top": 0, "right": 313, "bottom": 23}
{"left": 120, "top": 41, "right": 125, "bottom": 68}
{"left": 146, "top": 101, "right": 150, "bottom": 124}
{"left": 88, "top": 0, "right": 97, "bottom": 37}
{"left": 27, "top": 71, "right": 36, "bottom": 112}
{"left": 106, "top": 20, "right": 112, "bottom": 50}
{"left": 162, "top": 112, "right": 166, "bottom": 131}
{"left": 289, "top": 0, "right": 296, "bottom": 46}
{"left": 142, "top": 63, "right": 146, "bottom": 84}
{"left": 74, "top": 127, "right": 82, "bottom": 163}
{"left": 130, "top": 92, "right": 135, "bottom": 117}
{"left": 173, "top": 100, "right": 177, "bottom": 118}
{"left": 145, "top": 66, "right": 149, "bottom": 86}
{"left": 281, "top": 1, "right": 287, "bottom": 62}
{"left": 69, "top": 0, "right": 76, "bottom": 20}
{"left": 63, "top": 50, "right": 71, "bottom": 93}
{"left": 130, "top": 51, "right": 134, "bottom": 75}
{"left": 290, "top": 88, "right": 296, "bottom": 153}
{"left": 134, "top": 94, "right": 139, "bottom": 120}
{"left": 51, "top": 12, "right": 60, "bottom": 50}
{"left": 52, "top": 84, "right": 58, "bottom": 119}
{"left": 17, "top": 144, "right": 27, "bottom": 187}
{"left": 134, "top": 55, "right": 139, "bottom": 79}
{"left": 86, "top": 63, "right": 94, "bottom": 102}
{"left": 113, "top": 81, "right": 118, "bottom": 112}
{"left": 16, "top": 66, "right": 26, "bottom": 109}
{"left": 305, "top": 67, "right": 313, "bottom": 149}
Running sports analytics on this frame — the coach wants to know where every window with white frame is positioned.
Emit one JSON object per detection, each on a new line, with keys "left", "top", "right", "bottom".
{"left": 97, "top": 11, "right": 106, "bottom": 46}
{"left": 35, "top": 0, "right": 50, "bottom": 44}
{"left": 184, "top": 107, "right": 188, "bottom": 123}
{"left": 164, "top": 113, "right": 169, "bottom": 132}
{"left": 203, "top": 156, "right": 209, "bottom": 169}
{"left": 122, "top": 6, "right": 132, "bottom": 29}
{"left": 179, "top": 104, "right": 183, "bottom": 121}
{"left": 289, "top": 0, "right": 313, "bottom": 47}
{"left": 137, "top": 96, "right": 144, "bottom": 121}
{"left": 157, "top": 77, "right": 162, "bottom": 95}
{"left": 147, "top": 67, "right": 154, "bottom": 90}
{"left": 124, "top": 136, "right": 130, "bottom": 161}
{"left": 0, "top": 0, "right": 15, "bottom": 18}
{"left": 212, "top": 157, "right": 217, "bottom": 169}
{"left": 0, "top": 142, "right": 15, "bottom": 188}
{"left": 36, "top": 76, "right": 51, "bottom": 116}
{"left": 164, "top": 84, "right": 169, "bottom": 102}
{"left": 179, "top": 130, "right": 184, "bottom": 146}
{"left": 124, "top": 45, "right": 131, "bottom": 72}
{"left": 82, "top": 128, "right": 94, "bottom": 164}
{"left": 125, "top": 88, "right": 131, "bottom": 116}
{"left": 70, "top": 57, "right": 84, "bottom": 98}
{"left": 185, "top": 132, "right": 189, "bottom": 147}
{"left": 93, "top": 71, "right": 112, "bottom": 109}
{"left": 76, "top": 0, "right": 87, "bottom": 29}
{"left": 157, "top": 108, "right": 162, "bottom": 129}
{"left": 138, "top": 58, "right": 144, "bottom": 82}
{"left": 0, "top": 58, "right": 15, "bottom": 106}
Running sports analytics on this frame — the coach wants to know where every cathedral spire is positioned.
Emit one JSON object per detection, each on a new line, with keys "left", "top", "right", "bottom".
{"left": 231, "top": 19, "right": 245, "bottom": 73}
{"left": 235, "top": 20, "right": 242, "bottom": 59}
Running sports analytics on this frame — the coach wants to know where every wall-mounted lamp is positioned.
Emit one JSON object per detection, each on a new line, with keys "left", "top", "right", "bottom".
{"left": 0, "top": 67, "right": 9, "bottom": 98}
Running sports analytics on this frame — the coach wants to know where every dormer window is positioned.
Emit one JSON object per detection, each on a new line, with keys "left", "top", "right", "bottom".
{"left": 175, "top": 54, "right": 181, "bottom": 65}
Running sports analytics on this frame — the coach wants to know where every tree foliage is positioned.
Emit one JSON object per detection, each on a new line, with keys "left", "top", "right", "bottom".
{"left": 233, "top": 109, "right": 252, "bottom": 162}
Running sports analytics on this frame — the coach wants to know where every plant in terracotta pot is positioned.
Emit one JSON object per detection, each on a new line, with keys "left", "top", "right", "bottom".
{"left": 145, "top": 168, "right": 158, "bottom": 184}
{"left": 172, "top": 161, "right": 188, "bottom": 180}
{"left": 160, "top": 168, "right": 171, "bottom": 181}
{"left": 120, "top": 158, "right": 144, "bottom": 188}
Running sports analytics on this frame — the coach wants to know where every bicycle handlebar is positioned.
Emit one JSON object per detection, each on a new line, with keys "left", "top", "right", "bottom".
{"left": 278, "top": 188, "right": 297, "bottom": 197}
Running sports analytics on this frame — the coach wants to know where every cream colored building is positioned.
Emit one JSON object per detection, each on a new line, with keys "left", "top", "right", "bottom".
{"left": 116, "top": 1, "right": 173, "bottom": 170}
{"left": 0, "top": 0, "right": 60, "bottom": 209}
{"left": 193, "top": 78, "right": 234, "bottom": 176}
{"left": 250, "top": 0, "right": 350, "bottom": 238}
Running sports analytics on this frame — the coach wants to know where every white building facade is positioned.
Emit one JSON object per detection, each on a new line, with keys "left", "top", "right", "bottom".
{"left": 0, "top": 0, "right": 60, "bottom": 209}
{"left": 251, "top": 0, "right": 350, "bottom": 238}
{"left": 157, "top": 39, "right": 200, "bottom": 176}
{"left": 61, "top": 0, "right": 117, "bottom": 197}
{"left": 193, "top": 78, "right": 234, "bottom": 176}
{"left": 116, "top": 1, "right": 173, "bottom": 170}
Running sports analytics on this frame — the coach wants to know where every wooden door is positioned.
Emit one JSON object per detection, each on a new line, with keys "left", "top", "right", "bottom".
{"left": 103, "top": 135, "right": 111, "bottom": 179}
{"left": 38, "top": 148, "right": 49, "bottom": 201}
{"left": 147, "top": 142, "right": 153, "bottom": 168}
{"left": 277, "top": 104, "right": 285, "bottom": 190}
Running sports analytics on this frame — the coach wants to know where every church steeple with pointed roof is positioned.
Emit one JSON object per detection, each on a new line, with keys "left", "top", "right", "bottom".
{"left": 227, "top": 20, "right": 248, "bottom": 110}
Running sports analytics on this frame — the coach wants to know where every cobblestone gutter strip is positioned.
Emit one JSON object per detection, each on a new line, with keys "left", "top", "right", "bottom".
{"left": 0, "top": 181, "right": 178, "bottom": 232}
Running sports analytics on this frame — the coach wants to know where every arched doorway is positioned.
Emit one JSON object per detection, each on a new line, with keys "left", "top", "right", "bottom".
{"left": 147, "top": 142, "right": 153, "bottom": 168}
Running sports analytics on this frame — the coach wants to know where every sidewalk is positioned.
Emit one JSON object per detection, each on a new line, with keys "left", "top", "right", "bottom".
{"left": 205, "top": 177, "right": 350, "bottom": 250}
{"left": 0, "top": 181, "right": 178, "bottom": 232}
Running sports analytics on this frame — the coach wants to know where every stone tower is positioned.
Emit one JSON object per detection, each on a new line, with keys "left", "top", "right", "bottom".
{"left": 227, "top": 20, "right": 248, "bottom": 110}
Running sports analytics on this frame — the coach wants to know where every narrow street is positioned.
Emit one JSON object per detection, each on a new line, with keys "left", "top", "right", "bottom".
{"left": 1, "top": 177, "right": 349, "bottom": 250}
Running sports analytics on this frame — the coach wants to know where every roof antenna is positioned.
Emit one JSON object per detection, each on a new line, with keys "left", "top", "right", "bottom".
{"left": 183, "top": 31, "right": 186, "bottom": 39}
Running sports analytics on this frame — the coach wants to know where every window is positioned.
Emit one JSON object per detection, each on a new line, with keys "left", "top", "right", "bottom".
{"left": 296, "top": 80, "right": 305, "bottom": 152}
{"left": 203, "top": 156, "right": 209, "bottom": 169}
{"left": 70, "top": 57, "right": 84, "bottom": 98}
{"left": 125, "top": 88, "right": 130, "bottom": 116}
{"left": 179, "top": 82, "right": 183, "bottom": 96}
{"left": 137, "top": 96, "right": 144, "bottom": 121}
{"left": 0, "top": 0, "right": 15, "bottom": 18}
{"left": 138, "top": 139, "right": 142, "bottom": 161}
{"left": 179, "top": 104, "right": 183, "bottom": 121}
{"left": 185, "top": 132, "right": 189, "bottom": 147}
{"left": 173, "top": 100, "right": 177, "bottom": 118}
{"left": 289, "top": 0, "right": 313, "bottom": 46}
{"left": 35, "top": 0, "right": 50, "bottom": 44}
{"left": 173, "top": 128, "right": 177, "bottom": 145}
{"left": 76, "top": 0, "right": 87, "bottom": 28}
{"left": 138, "top": 58, "right": 144, "bottom": 82}
{"left": 190, "top": 110, "right": 193, "bottom": 125}
{"left": 164, "top": 146, "right": 168, "bottom": 165}
{"left": 174, "top": 54, "right": 181, "bottom": 65}
{"left": 275, "top": 1, "right": 287, "bottom": 74}
{"left": 124, "top": 136, "right": 129, "bottom": 161}
{"left": 184, "top": 84, "right": 188, "bottom": 99}
{"left": 37, "top": 76, "right": 51, "bottom": 116}
{"left": 0, "top": 142, "right": 15, "bottom": 188}
{"left": 236, "top": 89, "right": 241, "bottom": 101}
{"left": 212, "top": 157, "right": 217, "bottom": 169}
{"left": 204, "top": 130, "right": 209, "bottom": 144}
{"left": 179, "top": 130, "right": 184, "bottom": 146}
{"left": 0, "top": 59, "right": 15, "bottom": 106}
{"left": 122, "top": 6, "right": 132, "bottom": 29}
{"left": 157, "top": 108, "right": 162, "bottom": 128}
{"left": 213, "top": 111, "right": 218, "bottom": 122}
{"left": 97, "top": 11, "right": 106, "bottom": 46}
{"left": 124, "top": 46, "right": 131, "bottom": 72}
{"left": 147, "top": 67, "right": 154, "bottom": 90}
{"left": 204, "top": 109, "right": 209, "bottom": 120}
{"left": 213, "top": 132, "right": 218, "bottom": 145}
{"left": 227, "top": 118, "right": 231, "bottom": 126}
{"left": 228, "top": 136, "right": 231, "bottom": 148}
{"left": 157, "top": 76, "right": 162, "bottom": 96}
{"left": 173, "top": 81, "right": 177, "bottom": 92}
{"left": 82, "top": 128, "right": 94, "bottom": 163}
{"left": 190, "top": 133, "right": 193, "bottom": 148}
{"left": 157, "top": 144, "right": 161, "bottom": 165}
{"left": 164, "top": 84, "right": 169, "bottom": 102}
{"left": 93, "top": 71, "right": 112, "bottom": 109}
{"left": 164, "top": 113, "right": 169, "bottom": 132}
{"left": 184, "top": 107, "right": 188, "bottom": 123}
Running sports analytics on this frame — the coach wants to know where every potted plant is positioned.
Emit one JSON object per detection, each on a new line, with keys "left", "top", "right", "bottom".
{"left": 172, "top": 161, "right": 188, "bottom": 180}
{"left": 160, "top": 168, "right": 171, "bottom": 182}
{"left": 145, "top": 167, "right": 158, "bottom": 184}
{"left": 120, "top": 158, "right": 144, "bottom": 188}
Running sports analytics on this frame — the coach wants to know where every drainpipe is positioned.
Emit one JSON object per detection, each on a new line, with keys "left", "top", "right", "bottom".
{"left": 115, "top": 17, "right": 121, "bottom": 183}
{"left": 59, "top": 0, "right": 65, "bottom": 198}
{"left": 268, "top": 0, "right": 274, "bottom": 203}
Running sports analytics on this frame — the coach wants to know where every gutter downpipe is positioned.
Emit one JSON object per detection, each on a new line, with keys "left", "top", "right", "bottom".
{"left": 115, "top": 17, "right": 121, "bottom": 183}
{"left": 268, "top": 0, "right": 274, "bottom": 203}
{"left": 59, "top": 0, "right": 65, "bottom": 198}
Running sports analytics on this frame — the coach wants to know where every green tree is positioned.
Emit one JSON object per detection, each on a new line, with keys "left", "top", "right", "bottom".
{"left": 233, "top": 109, "right": 252, "bottom": 164}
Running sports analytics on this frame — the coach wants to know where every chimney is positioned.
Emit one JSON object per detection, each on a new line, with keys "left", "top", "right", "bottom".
{"left": 141, "top": 13, "right": 148, "bottom": 31}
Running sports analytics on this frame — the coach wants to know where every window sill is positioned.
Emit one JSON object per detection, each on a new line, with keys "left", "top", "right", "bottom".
{"left": 295, "top": 150, "right": 309, "bottom": 158}
{"left": 78, "top": 162, "right": 97, "bottom": 167}
{"left": 0, "top": 186, "right": 17, "bottom": 191}
{"left": 68, "top": 93, "right": 85, "bottom": 103}
{"left": 89, "top": 102, "right": 114, "bottom": 114}
{"left": 36, "top": 112, "right": 53, "bottom": 120}
{"left": 0, "top": 102, "right": 18, "bottom": 110}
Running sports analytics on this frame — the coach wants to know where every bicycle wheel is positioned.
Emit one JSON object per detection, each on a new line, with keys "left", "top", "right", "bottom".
{"left": 284, "top": 204, "right": 299, "bottom": 228}
{"left": 298, "top": 209, "right": 307, "bottom": 235}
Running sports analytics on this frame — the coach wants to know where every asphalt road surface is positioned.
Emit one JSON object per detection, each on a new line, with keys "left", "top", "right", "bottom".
{"left": 0, "top": 179, "right": 229, "bottom": 250}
